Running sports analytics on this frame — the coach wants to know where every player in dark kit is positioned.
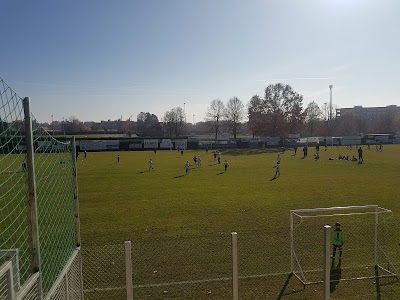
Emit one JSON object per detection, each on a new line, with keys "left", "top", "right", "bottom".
{"left": 358, "top": 147, "right": 363, "bottom": 163}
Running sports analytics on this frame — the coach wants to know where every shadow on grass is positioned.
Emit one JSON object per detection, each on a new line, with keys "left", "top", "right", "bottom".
{"left": 219, "top": 148, "right": 283, "bottom": 156}
{"left": 138, "top": 171, "right": 147, "bottom": 174}
{"left": 374, "top": 265, "right": 399, "bottom": 300}
{"left": 270, "top": 175, "right": 279, "bottom": 181}
{"left": 330, "top": 258, "right": 342, "bottom": 292}
{"left": 208, "top": 163, "right": 218, "bottom": 166}
{"left": 216, "top": 172, "right": 225, "bottom": 175}
{"left": 277, "top": 273, "right": 305, "bottom": 299}
{"left": 173, "top": 174, "right": 185, "bottom": 179}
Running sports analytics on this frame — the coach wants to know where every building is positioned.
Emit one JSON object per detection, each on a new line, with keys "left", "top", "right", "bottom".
{"left": 336, "top": 105, "right": 400, "bottom": 119}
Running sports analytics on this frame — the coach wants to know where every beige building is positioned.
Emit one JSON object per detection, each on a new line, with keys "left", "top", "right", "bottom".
{"left": 336, "top": 105, "right": 400, "bottom": 119}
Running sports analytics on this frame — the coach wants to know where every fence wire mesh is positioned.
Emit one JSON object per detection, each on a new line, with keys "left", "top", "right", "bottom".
{"left": 82, "top": 241, "right": 126, "bottom": 300}
{"left": 0, "top": 78, "right": 32, "bottom": 289}
{"left": 131, "top": 233, "right": 232, "bottom": 299}
{"left": 22, "top": 283, "right": 38, "bottom": 300}
{"left": 32, "top": 115, "right": 76, "bottom": 295}
{"left": 82, "top": 226, "right": 400, "bottom": 300}
{"left": 0, "top": 267, "right": 9, "bottom": 299}
{"left": 0, "top": 77, "right": 81, "bottom": 299}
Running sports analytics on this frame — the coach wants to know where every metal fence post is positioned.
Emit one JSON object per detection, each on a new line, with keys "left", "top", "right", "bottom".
{"left": 71, "top": 137, "right": 84, "bottom": 300}
{"left": 71, "top": 137, "right": 81, "bottom": 247}
{"left": 6, "top": 262, "right": 15, "bottom": 300}
{"left": 231, "top": 232, "right": 238, "bottom": 300}
{"left": 23, "top": 97, "right": 43, "bottom": 300}
{"left": 323, "top": 225, "right": 331, "bottom": 300}
{"left": 125, "top": 241, "right": 133, "bottom": 300}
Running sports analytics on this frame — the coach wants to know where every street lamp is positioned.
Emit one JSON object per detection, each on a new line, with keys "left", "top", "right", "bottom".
{"left": 51, "top": 115, "right": 54, "bottom": 134}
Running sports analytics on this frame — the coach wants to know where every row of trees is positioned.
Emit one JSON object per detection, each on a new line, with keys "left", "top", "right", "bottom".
{"left": 56, "top": 83, "right": 400, "bottom": 137}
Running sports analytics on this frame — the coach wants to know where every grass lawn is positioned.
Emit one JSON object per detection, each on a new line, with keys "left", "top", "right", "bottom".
{"left": 78, "top": 145, "right": 400, "bottom": 299}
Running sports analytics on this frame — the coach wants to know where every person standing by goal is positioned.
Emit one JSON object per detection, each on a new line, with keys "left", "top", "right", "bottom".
{"left": 331, "top": 222, "right": 344, "bottom": 260}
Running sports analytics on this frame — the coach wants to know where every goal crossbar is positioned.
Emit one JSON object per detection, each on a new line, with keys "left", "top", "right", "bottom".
{"left": 291, "top": 205, "right": 391, "bottom": 215}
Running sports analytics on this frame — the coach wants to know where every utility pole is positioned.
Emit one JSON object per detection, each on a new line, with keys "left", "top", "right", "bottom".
{"left": 329, "top": 85, "right": 333, "bottom": 121}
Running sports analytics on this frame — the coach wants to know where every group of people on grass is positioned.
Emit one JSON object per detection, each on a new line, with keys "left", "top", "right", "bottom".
{"left": 142, "top": 150, "right": 229, "bottom": 175}
{"left": 109, "top": 143, "right": 371, "bottom": 180}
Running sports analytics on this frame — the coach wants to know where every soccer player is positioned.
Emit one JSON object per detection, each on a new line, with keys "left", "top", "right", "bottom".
{"left": 117, "top": 154, "right": 120, "bottom": 163}
{"left": 224, "top": 160, "right": 229, "bottom": 172}
{"left": 149, "top": 159, "right": 154, "bottom": 171}
{"left": 197, "top": 156, "right": 201, "bottom": 166}
{"left": 331, "top": 222, "right": 344, "bottom": 260}
{"left": 277, "top": 154, "right": 281, "bottom": 164}
{"left": 315, "top": 150, "right": 320, "bottom": 160}
{"left": 358, "top": 146, "right": 363, "bottom": 162}
{"left": 21, "top": 161, "right": 27, "bottom": 172}
{"left": 185, "top": 161, "right": 190, "bottom": 175}
{"left": 84, "top": 150, "right": 87, "bottom": 159}
{"left": 217, "top": 151, "right": 221, "bottom": 164}
{"left": 274, "top": 160, "right": 280, "bottom": 177}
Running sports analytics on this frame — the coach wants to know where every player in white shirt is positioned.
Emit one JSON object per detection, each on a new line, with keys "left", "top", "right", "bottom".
{"left": 197, "top": 156, "right": 201, "bottom": 166}
{"left": 149, "top": 159, "right": 154, "bottom": 171}
{"left": 185, "top": 161, "right": 190, "bottom": 175}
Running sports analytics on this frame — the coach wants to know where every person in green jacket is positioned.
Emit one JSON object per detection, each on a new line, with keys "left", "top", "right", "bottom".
{"left": 331, "top": 222, "right": 344, "bottom": 259}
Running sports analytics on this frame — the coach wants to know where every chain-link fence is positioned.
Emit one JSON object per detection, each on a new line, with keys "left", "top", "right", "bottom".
{"left": 82, "top": 225, "right": 400, "bottom": 300}
{"left": 0, "top": 77, "right": 82, "bottom": 299}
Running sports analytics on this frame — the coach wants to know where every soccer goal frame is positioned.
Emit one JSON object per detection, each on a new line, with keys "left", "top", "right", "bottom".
{"left": 290, "top": 205, "right": 398, "bottom": 285}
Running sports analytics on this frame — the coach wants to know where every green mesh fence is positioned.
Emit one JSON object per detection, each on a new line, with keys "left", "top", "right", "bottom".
{"left": 32, "top": 116, "right": 76, "bottom": 295}
{"left": 0, "top": 77, "right": 78, "bottom": 297}
{"left": 0, "top": 77, "right": 32, "bottom": 289}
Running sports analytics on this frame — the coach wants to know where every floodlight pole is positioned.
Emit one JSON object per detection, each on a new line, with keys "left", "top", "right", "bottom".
{"left": 23, "top": 97, "right": 43, "bottom": 300}
{"left": 329, "top": 85, "right": 333, "bottom": 122}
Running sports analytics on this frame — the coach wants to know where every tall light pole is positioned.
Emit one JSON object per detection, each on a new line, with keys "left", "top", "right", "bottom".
{"left": 51, "top": 115, "right": 54, "bottom": 134}
{"left": 329, "top": 85, "right": 333, "bottom": 121}
{"left": 183, "top": 102, "right": 186, "bottom": 133}
{"left": 193, "top": 114, "right": 195, "bottom": 125}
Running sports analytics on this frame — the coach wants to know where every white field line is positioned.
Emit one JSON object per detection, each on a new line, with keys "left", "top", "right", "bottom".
{"left": 83, "top": 271, "right": 290, "bottom": 292}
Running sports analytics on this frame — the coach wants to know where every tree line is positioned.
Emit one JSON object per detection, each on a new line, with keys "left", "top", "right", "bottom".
{"left": 55, "top": 83, "right": 400, "bottom": 137}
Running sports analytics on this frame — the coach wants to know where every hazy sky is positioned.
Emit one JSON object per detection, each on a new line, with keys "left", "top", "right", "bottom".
{"left": 1, "top": 0, "right": 399, "bottom": 123}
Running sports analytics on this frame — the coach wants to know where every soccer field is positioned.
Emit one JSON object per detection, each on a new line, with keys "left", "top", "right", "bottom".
{"left": 78, "top": 145, "right": 400, "bottom": 299}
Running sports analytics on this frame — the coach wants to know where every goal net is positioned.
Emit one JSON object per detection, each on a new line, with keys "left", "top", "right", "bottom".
{"left": 290, "top": 205, "right": 398, "bottom": 285}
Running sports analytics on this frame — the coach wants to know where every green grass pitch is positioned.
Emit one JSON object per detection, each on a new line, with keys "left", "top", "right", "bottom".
{"left": 78, "top": 145, "right": 400, "bottom": 299}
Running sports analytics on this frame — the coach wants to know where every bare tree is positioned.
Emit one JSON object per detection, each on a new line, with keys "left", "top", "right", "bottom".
{"left": 225, "top": 97, "right": 244, "bottom": 138}
{"left": 304, "top": 101, "right": 322, "bottom": 136}
{"left": 205, "top": 99, "right": 225, "bottom": 139}
{"left": 163, "top": 107, "right": 186, "bottom": 137}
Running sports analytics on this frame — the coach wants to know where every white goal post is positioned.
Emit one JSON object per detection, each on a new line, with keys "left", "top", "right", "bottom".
{"left": 290, "top": 205, "right": 398, "bottom": 285}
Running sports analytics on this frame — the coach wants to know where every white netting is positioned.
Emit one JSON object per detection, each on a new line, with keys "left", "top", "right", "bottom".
{"left": 290, "top": 206, "right": 397, "bottom": 285}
